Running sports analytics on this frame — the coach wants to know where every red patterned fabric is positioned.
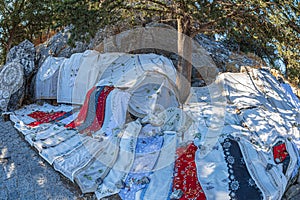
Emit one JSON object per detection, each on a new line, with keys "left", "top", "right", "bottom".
{"left": 273, "top": 143, "right": 289, "bottom": 163}
{"left": 65, "top": 86, "right": 96, "bottom": 128}
{"left": 173, "top": 143, "right": 206, "bottom": 200}
{"left": 28, "top": 111, "right": 47, "bottom": 120}
{"left": 81, "top": 86, "right": 114, "bottom": 135}
{"left": 27, "top": 111, "right": 66, "bottom": 127}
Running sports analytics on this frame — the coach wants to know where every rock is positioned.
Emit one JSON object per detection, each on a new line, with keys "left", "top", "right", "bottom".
{"left": 6, "top": 40, "right": 35, "bottom": 77}
{"left": 0, "top": 61, "right": 24, "bottom": 111}
{"left": 195, "top": 34, "right": 261, "bottom": 72}
{"left": 36, "top": 28, "right": 88, "bottom": 67}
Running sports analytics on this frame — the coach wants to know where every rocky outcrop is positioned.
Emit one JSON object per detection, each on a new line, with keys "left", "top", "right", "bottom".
{"left": 195, "top": 34, "right": 261, "bottom": 72}
{"left": 35, "top": 28, "right": 88, "bottom": 67}
{"left": 6, "top": 40, "right": 35, "bottom": 77}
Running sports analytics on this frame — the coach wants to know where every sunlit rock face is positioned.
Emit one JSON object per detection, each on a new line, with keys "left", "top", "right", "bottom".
{"left": 35, "top": 27, "right": 88, "bottom": 67}
{"left": 195, "top": 34, "right": 260, "bottom": 72}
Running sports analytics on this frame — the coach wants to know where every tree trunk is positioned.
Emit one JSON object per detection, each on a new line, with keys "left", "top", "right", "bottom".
{"left": 176, "top": 16, "right": 192, "bottom": 104}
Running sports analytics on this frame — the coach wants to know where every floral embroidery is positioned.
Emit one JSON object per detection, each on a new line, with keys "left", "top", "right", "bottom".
{"left": 172, "top": 143, "right": 206, "bottom": 200}
{"left": 221, "top": 137, "right": 263, "bottom": 200}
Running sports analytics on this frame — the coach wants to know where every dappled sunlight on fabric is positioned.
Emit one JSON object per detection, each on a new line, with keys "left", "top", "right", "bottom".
{"left": 5, "top": 162, "right": 15, "bottom": 179}
{"left": 202, "top": 162, "right": 216, "bottom": 178}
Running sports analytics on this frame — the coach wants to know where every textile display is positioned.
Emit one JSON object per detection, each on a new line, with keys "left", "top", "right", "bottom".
{"left": 35, "top": 56, "right": 65, "bottom": 99}
{"left": 0, "top": 61, "right": 24, "bottom": 111}
{"left": 72, "top": 51, "right": 124, "bottom": 104}
{"left": 57, "top": 53, "right": 84, "bottom": 103}
{"left": 8, "top": 55, "right": 300, "bottom": 200}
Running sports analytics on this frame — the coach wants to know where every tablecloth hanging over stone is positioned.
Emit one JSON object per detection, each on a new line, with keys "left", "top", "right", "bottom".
{"left": 35, "top": 56, "right": 66, "bottom": 99}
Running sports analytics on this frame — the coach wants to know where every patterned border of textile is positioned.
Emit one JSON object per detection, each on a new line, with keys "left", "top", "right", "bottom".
{"left": 0, "top": 61, "right": 24, "bottom": 111}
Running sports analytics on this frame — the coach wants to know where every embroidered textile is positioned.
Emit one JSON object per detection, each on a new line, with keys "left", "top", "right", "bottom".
{"left": 221, "top": 137, "right": 263, "bottom": 200}
{"left": 57, "top": 53, "right": 84, "bottom": 103}
{"left": 119, "top": 125, "right": 163, "bottom": 200}
{"left": 35, "top": 56, "right": 65, "bottom": 99}
{"left": 27, "top": 111, "right": 66, "bottom": 127}
{"left": 73, "top": 51, "right": 123, "bottom": 104}
{"left": 172, "top": 143, "right": 206, "bottom": 200}
{"left": 66, "top": 86, "right": 96, "bottom": 128}
{"left": 82, "top": 86, "right": 114, "bottom": 135}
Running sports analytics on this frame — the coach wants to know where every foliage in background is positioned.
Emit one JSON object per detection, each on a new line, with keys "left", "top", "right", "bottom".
{"left": 0, "top": 0, "right": 56, "bottom": 65}
{"left": 51, "top": 0, "right": 300, "bottom": 85}
{"left": 1, "top": 0, "right": 299, "bottom": 86}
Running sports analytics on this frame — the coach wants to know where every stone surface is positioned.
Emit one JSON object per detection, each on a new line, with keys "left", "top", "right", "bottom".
{"left": 0, "top": 116, "right": 80, "bottom": 199}
{"left": 194, "top": 34, "right": 261, "bottom": 72}
{"left": 35, "top": 27, "right": 88, "bottom": 67}
{"left": 6, "top": 40, "right": 35, "bottom": 77}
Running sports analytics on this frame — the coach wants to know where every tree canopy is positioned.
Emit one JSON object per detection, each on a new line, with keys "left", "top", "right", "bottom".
{"left": 1, "top": 0, "right": 299, "bottom": 85}
{"left": 53, "top": 0, "right": 300, "bottom": 85}
{"left": 0, "top": 0, "right": 55, "bottom": 64}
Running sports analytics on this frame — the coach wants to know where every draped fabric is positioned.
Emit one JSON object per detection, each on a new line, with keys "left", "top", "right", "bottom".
{"left": 57, "top": 53, "right": 84, "bottom": 103}
{"left": 82, "top": 86, "right": 114, "bottom": 135}
{"left": 27, "top": 111, "right": 66, "bottom": 127}
{"left": 72, "top": 51, "right": 123, "bottom": 104}
{"left": 172, "top": 143, "right": 206, "bottom": 200}
{"left": 119, "top": 125, "right": 163, "bottom": 200}
{"left": 97, "top": 53, "right": 177, "bottom": 88}
{"left": 35, "top": 56, "right": 65, "bottom": 99}
{"left": 9, "top": 56, "right": 300, "bottom": 200}
{"left": 66, "top": 86, "right": 96, "bottom": 128}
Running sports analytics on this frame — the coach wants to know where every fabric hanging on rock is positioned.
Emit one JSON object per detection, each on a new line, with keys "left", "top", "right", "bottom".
{"left": 97, "top": 53, "right": 177, "bottom": 89}
{"left": 220, "top": 137, "right": 263, "bottom": 200}
{"left": 81, "top": 86, "right": 114, "bottom": 135}
{"left": 127, "top": 72, "right": 179, "bottom": 118}
{"left": 272, "top": 139, "right": 299, "bottom": 180}
{"left": 172, "top": 143, "right": 206, "bottom": 200}
{"left": 136, "top": 53, "right": 177, "bottom": 84}
{"left": 71, "top": 50, "right": 100, "bottom": 104}
{"left": 93, "top": 89, "right": 131, "bottom": 140}
{"left": 72, "top": 51, "right": 124, "bottom": 104}
{"left": 195, "top": 141, "right": 230, "bottom": 200}
{"left": 57, "top": 53, "right": 84, "bottom": 103}
{"left": 0, "top": 61, "right": 24, "bottom": 111}
{"left": 76, "top": 87, "right": 104, "bottom": 132}
{"left": 97, "top": 54, "right": 138, "bottom": 88}
{"left": 238, "top": 137, "right": 287, "bottom": 199}
{"left": 119, "top": 125, "right": 163, "bottom": 200}
{"left": 95, "top": 120, "right": 141, "bottom": 199}
{"left": 110, "top": 89, "right": 132, "bottom": 128}
{"left": 281, "top": 83, "right": 300, "bottom": 110}
{"left": 66, "top": 86, "right": 96, "bottom": 128}
{"left": 35, "top": 56, "right": 66, "bottom": 99}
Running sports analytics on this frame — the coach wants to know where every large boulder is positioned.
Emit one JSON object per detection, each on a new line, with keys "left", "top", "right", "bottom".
{"left": 6, "top": 40, "right": 35, "bottom": 77}
{"left": 35, "top": 28, "right": 88, "bottom": 67}
{"left": 195, "top": 34, "right": 261, "bottom": 72}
